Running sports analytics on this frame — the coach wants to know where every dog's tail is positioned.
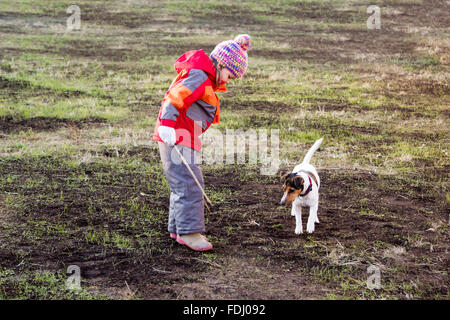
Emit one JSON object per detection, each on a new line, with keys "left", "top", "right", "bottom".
{"left": 302, "top": 137, "right": 323, "bottom": 164}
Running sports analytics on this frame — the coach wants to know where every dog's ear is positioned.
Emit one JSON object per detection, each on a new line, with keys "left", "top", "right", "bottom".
{"left": 293, "top": 176, "right": 304, "bottom": 189}
{"left": 280, "top": 171, "right": 290, "bottom": 184}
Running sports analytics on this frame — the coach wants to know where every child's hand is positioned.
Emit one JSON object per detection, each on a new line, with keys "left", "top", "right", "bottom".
{"left": 158, "top": 126, "right": 176, "bottom": 146}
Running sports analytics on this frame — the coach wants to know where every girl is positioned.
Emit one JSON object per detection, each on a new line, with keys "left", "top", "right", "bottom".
{"left": 153, "top": 34, "right": 251, "bottom": 251}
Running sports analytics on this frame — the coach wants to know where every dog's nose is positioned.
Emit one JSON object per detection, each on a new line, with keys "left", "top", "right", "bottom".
{"left": 279, "top": 199, "right": 285, "bottom": 205}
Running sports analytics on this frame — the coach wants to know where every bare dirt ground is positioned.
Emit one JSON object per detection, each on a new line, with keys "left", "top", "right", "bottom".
{"left": 0, "top": 154, "right": 448, "bottom": 299}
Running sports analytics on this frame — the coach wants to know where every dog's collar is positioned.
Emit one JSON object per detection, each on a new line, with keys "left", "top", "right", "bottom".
{"left": 299, "top": 176, "right": 313, "bottom": 197}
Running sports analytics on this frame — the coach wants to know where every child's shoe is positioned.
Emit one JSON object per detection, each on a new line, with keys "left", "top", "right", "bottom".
{"left": 176, "top": 233, "right": 213, "bottom": 251}
{"left": 169, "top": 233, "right": 177, "bottom": 239}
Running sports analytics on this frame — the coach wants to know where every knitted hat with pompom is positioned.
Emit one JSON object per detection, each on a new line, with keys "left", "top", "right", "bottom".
{"left": 210, "top": 34, "right": 250, "bottom": 79}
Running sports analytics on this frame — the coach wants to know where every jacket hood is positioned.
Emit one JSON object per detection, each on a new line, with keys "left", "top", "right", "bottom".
{"left": 174, "top": 50, "right": 227, "bottom": 92}
{"left": 174, "top": 50, "right": 216, "bottom": 79}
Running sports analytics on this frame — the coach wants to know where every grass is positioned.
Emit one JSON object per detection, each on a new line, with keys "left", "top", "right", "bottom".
{"left": 0, "top": 268, "right": 108, "bottom": 300}
{"left": 0, "top": 0, "right": 449, "bottom": 299}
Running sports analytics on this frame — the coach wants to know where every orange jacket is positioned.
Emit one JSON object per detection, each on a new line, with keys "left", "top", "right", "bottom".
{"left": 152, "top": 50, "right": 227, "bottom": 151}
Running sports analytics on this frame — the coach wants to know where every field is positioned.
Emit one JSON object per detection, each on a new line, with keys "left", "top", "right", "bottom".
{"left": 0, "top": 0, "right": 448, "bottom": 299}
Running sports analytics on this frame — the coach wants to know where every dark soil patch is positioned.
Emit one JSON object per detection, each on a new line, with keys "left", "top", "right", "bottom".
{"left": 252, "top": 0, "right": 447, "bottom": 65}
{"left": 378, "top": 104, "right": 440, "bottom": 119}
{"left": 189, "top": 4, "right": 266, "bottom": 27}
{"left": 0, "top": 75, "right": 32, "bottom": 90}
{"left": 97, "top": 145, "right": 161, "bottom": 163}
{"left": 0, "top": 75, "right": 105, "bottom": 101}
{"left": 76, "top": 2, "right": 164, "bottom": 29}
{"left": 0, "top": 155, "right": 448, "bottom": 299}
{"left": 53, "top": 40, "right": 198, "bottom": 61}
{"left": 0, "top": 155, "right": 217, "bottom": 298}
{"left": 390, "top": 79, "right": 450, "bottom": 97}
{"left": 0, "top": 116, "right": 106, "bottom": 134}
{"left": 82, "top": 10, "right": 154, "bottom": 29}
{"left": 1, "top": 40, "right": 193, "bottom": 63}
{"left": 220, "top": 100, "right": 295, "bottom": 112}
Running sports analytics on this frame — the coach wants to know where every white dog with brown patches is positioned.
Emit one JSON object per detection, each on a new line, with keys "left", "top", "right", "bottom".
{"left": 280, "top": 138, "right": 323, "bottom": 234}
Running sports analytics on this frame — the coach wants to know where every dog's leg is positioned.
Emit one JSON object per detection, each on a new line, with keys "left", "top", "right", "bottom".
{"left": 291, "top": 204, "right": 296, "bottom": 217}
{"left": 294, "top": 205, "right": 303, "bottom": 234}
{"left": 315, "top": 198, "right": 319, "bottom": 223}
{"left": 307, "top": 205, "right": 318, "bottom": 233}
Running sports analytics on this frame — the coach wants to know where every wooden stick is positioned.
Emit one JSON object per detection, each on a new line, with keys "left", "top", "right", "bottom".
{"left": 173, "top": 145, "right": 212, "bottom": 212}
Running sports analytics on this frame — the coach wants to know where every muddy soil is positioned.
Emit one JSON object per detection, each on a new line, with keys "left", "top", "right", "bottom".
{"left": 0, "top": 155, "right": 447, "bottom": 299}
{"left": 0, "top": 116, "right": 106, "bottom": 134}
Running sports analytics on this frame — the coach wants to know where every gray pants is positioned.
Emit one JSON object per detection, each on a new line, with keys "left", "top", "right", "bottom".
{"left": 158, "top": 142, "right": 205, "bottom": 235}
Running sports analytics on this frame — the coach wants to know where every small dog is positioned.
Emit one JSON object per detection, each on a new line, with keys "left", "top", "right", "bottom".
{"left": 280, "top": 138, "right": 323, "bottom": 234}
